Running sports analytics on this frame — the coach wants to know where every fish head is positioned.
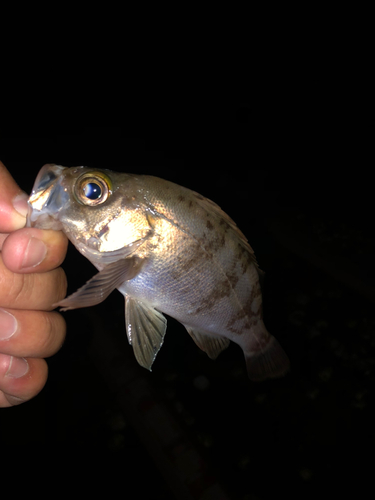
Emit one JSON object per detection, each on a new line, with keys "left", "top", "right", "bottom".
{"left": 28, "top": 164, "right": 151, "bottom": 261}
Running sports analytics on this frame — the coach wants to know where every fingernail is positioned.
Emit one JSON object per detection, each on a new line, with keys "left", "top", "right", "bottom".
{"left": 0, "top": 309, "right": 18, "bottom": 340}
{"left": 12, "top": 192, "right": 29, "bottom": 218}
{"left": 21, "top": 237, "right": 47, "bottom": 269}
{"left": 6, "top": 356, "right": 29, "bottom": 379}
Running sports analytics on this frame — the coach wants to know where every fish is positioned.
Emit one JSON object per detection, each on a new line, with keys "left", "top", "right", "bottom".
{"left": 27, "top": 164, "right": 290, "bottom": 381}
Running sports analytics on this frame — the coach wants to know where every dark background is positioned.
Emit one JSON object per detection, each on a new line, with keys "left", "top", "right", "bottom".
{"left": 0, "top": 118, "right": 374, "bottom": 499}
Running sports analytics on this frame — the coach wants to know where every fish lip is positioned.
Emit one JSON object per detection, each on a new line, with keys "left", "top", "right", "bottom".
{"left": 29, "top": 182, "right": 57, "bottom": 209}
{"left": 29, "top": 164, "right": 66, "bottom": 197}
{"left": 27, "top": 164, "right": 68, "bottom": 228}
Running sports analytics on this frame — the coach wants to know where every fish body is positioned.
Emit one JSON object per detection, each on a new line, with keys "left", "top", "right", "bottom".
{"left": 28, "top": 164, "right": 290, "bottom": 380}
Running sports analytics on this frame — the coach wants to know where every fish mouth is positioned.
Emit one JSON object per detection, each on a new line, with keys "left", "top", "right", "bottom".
{"left": 27, "top": 164, "right": 69, "bottom": 229}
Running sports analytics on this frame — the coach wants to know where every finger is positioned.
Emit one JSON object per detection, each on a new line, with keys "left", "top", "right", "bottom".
{"left": 0, "top": 254, "right": 67, "bottom": 310}
{"left": 0, "top": 308, "right": 66, "bottom": 358}
{"left": 1, "top": 228, "right": 68, "bottom": 273}
{"left": 0, "top": 356, "right": 48, "bottom": 407}
{"left": 0, "top": 161, "right": 29, "bottom": 232}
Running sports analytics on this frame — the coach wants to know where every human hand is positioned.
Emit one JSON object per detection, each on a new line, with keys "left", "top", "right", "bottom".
{"left": 0, "top": 161, "right": 68, "bottom": 407}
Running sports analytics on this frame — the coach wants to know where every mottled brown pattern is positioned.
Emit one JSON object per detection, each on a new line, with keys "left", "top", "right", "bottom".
{"left": 236, "top": 242, "right": 247, "bottom": 259}
{"left": 206, "top": 233, "right": 227, "bottom": 254}
{"left": 177, "top": 246, "right": 206, "bottom": 272}
{"left": 194, "top": 278, "right": 232, "bottom": 314}
{"left": 240, "top": 256, "right": 250, "bottom": 274}
{"left": 227, "top": 270, "right": 239, "bottom": 289}
{"left": 225, "top": 273, "right": 263, "bottom": 334}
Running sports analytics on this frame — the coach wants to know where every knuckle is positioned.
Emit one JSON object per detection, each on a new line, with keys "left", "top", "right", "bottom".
{"left": 41, "top": 311, "right": 54, "bottom": 342}
{"left": 38, "top": 311, "right": 66, "bottom": 356}
{"left": 55, "top": 267, "right": 68, "bottom": 301}
{"left": 8, "top": 273, "right": 32, "bottom": 306}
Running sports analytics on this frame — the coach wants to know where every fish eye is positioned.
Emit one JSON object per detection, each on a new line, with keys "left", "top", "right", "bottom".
{"left": 83, "top": 182, "right": 103, "bottom": 200}
{"left": 75, "top": 172, "right": 112, "bottom": 206}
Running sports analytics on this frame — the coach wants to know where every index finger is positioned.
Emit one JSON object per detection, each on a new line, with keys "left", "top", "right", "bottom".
{"left": 0, "top": 161, "right": 29, "bottom": 232}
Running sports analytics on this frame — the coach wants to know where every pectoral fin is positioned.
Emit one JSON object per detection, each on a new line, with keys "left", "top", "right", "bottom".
{"left": 185, "top": 326, "right": 230, "bottom": 360}
{"left": 55, "top": 256, "right": 145, "bottom": 311}
{"left": 125, "top": 296, "right": 167, "bottom": 370}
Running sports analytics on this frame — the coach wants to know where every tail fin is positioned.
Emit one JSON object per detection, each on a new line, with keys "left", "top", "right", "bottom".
{"left": 245, "top": 335, "right": 290, "bottom": 381}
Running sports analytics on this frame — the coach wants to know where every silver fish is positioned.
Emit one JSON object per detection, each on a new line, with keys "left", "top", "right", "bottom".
{"left": 27, "top": 164, "right": 290, "bottom": 380}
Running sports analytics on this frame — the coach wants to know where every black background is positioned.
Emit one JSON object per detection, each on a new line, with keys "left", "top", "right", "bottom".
{"left": 0, "top": 116, "right": 374, "bottom": 499}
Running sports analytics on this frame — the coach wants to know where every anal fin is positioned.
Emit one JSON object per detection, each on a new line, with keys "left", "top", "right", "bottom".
{"left": 125, "top": 296, "right": 167, "bottom": 371}
{"left": 185, "top": 326, "right": 230, "bottom": 360}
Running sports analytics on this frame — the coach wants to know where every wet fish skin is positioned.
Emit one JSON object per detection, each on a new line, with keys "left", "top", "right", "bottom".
{"left": 28, "top": 164, "right": 290, "bottom": 380}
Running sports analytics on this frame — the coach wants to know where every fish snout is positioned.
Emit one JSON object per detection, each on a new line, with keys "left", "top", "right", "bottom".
{"left": 27, "top": 164, "right": 68, "bottom": 229}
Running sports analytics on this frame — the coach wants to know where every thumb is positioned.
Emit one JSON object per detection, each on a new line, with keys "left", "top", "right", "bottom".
{"left": 0, "top": 161, "right": 29, "bottom": 232}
